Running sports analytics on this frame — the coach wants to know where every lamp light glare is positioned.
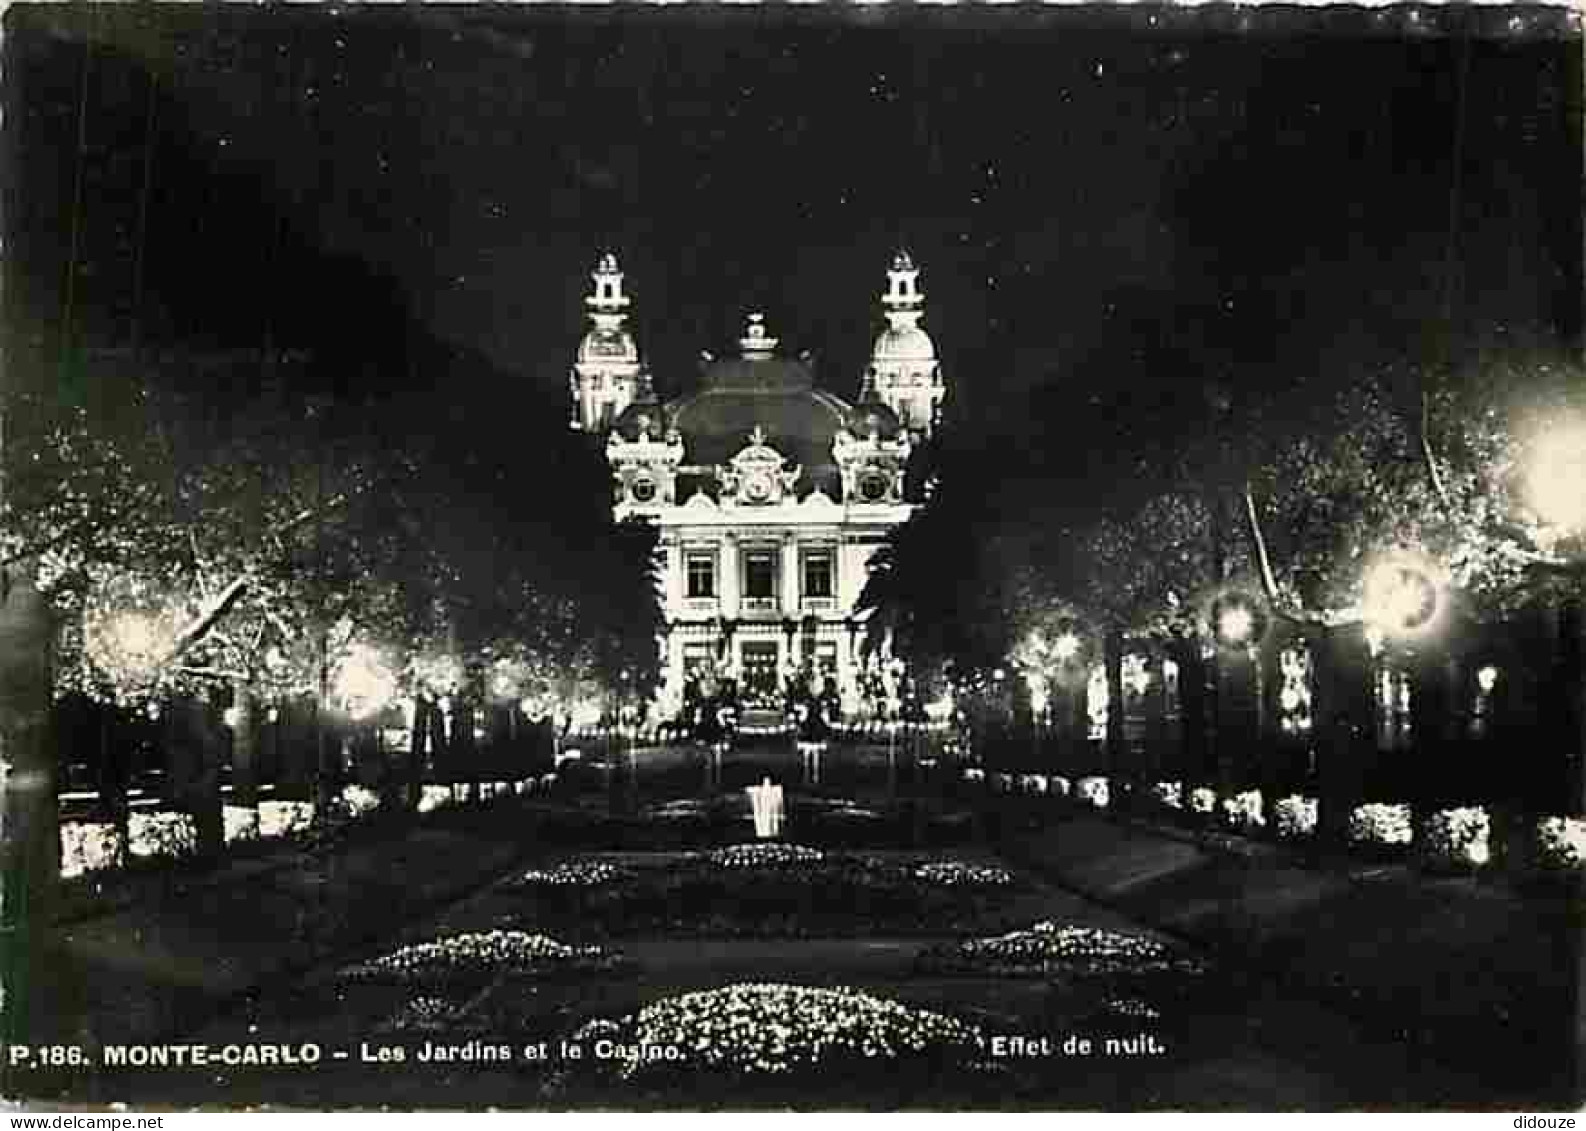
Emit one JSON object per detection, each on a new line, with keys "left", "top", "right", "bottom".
{"left": 1526, "top": 422, "right": 1586, "bottom": 531}
{"left": 1477, "top": 665, "right": 1499, "bottom": 694}
{"left": 1053, "top": 632, "right": 1081, "bottom": 662}
{"left": 1362, "top": 560, "right": 1439, "bottom": 635}
{"left": 332, "top": 643, "right": 399, "bottom": 721}
{"left": 1217, "top": 606, "right": 1255, "bottom": 647}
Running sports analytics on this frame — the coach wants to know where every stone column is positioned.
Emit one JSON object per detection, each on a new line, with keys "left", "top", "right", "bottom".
{"left": 719, "top": 536, "right": 738, "bottom": 619}
{"left": 781, "top": 535, "right": 800, "bottom": 617}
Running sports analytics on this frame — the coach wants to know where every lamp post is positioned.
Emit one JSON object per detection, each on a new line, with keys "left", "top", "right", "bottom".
{"left": 1211, "top": 591, "right": 1268, "bottom": 794}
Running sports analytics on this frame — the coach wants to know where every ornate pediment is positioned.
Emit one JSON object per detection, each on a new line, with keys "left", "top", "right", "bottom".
{"left": 718, "top": 426, "right": 801, "bottom": 507}
{"left": 607, "top": 415, "right": 685, "bottom": 508}
{"left": 832, "top": 421, "right": 911, "bottom": 506}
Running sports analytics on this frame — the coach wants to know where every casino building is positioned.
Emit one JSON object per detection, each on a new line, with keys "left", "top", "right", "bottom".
{"left": 569, "top": 251, "right": 947, "bottom": 716}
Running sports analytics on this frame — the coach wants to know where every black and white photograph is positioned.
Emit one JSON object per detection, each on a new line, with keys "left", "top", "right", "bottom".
{"left": 0, "top": 1, "right": 1581, "bottom": 1113}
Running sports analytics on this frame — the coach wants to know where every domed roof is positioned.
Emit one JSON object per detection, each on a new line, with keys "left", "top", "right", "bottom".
{"left": 670, "top": 356, "right": 854, "bottom": 470}
{"left": 577, "top": 327, "right": 639, "bottom": 365}
{"left": 871, "top": 324, "right": 937, "bottom": 364}
{"left": 661, "top": 348, "right": 898, "bottom": 497}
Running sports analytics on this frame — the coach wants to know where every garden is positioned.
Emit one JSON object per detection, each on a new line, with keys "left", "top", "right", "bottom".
{"left": 497, "top": 842, "right": 1045, "bottom": 938}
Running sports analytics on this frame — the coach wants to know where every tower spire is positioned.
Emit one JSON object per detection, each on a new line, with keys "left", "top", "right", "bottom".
{"left": 571, "top": 252, "right": 643, "bottom": 432}
{"left": 866, "top": 249, "right": 943, "bottom": 437}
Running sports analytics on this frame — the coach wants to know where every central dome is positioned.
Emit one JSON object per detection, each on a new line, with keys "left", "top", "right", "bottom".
{"left": 871, "top": 324, "right": 937, "bottom": 364}
{"left": 578, "top": 327, "right": 639, "bottom": 365}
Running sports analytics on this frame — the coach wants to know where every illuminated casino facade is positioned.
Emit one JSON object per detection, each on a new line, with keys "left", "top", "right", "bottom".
{"left": 569, "top": 251, "right": 946, "bottom": 715}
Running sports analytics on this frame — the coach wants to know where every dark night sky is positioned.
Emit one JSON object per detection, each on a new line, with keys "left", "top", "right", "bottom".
{"left": 3, "top": 5, "right": 1581, "bottom": 499}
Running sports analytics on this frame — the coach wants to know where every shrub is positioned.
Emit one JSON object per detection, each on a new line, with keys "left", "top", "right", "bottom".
{"left": 259, "top": 800, "right": 314, "bottom": 838}
{"left": 1422, "top": 807, "right": 1490, "bottom": 869}
{"left": 1076, "top": 776, "right": 1110, "bottom": 810}
{"left": 129, "top": 811, "right": 197, "bottom": 859}
{"left": 1273, "top": 795, "right": 1318, "bottom": 840}
{"left": 1348, "top": 803, "right": 1413, "bottom": 847}
{"left": 60, "top": 822, "right": 124, "bottom": 878}
{"left": 1220, "top": 790, "right": 1265, "bottom": 832}
{"left": 223, "top": 805, "right": 260, "bottom": 844}
{"left": 1536, "top": 816, "right": 1586, "bottom": 871}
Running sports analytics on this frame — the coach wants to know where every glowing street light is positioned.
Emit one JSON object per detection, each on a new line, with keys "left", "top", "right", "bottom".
{"left": 1525, "top": 419, "right": 1586, "bottom": 535}
{"left": 331, "top": 642, "right": 399, "bottom": 721}
{"left": 1211, "top": 592, "right": 1267, "bottom": 650}
{"left": 1053, "top": 631, "right": 1082, "bottom": 663}
{"left": 1361, "top": 558, "right": 1441, "bottom": 637}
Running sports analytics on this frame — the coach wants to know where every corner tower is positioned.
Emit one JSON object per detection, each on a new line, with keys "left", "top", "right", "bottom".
{"left": 570, "top": 253, "right": 648, "bottom": 432}
{"left": 863, "top": 250, "right": 944, "bottom": 438}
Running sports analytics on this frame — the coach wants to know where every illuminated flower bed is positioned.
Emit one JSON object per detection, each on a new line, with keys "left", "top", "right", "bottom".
{"left": 930, "top": 922, "right": 1206, "bottom": 979}
{"left": 705, "top": 843, "right": 824, "bottom": 869}
{"left": 514, "top": 860, "right": 633, "bottom": 888}
{"left": 1536, "top": 816, "right": 1586, "bottom": 871}
{"left": 571, "top": 983, "right": 985, "bottom": 1084}
{"left": 61, "top": 822, "right": 124, "bottom": 878}
{"left": 341, "top": 929, "right": 619, "bottom": 985}
{"left": 911, "top": 861, "right": 1015, "bottom": 888}
{"left": 1273, "top": 795, "right": 1318, "bottom": 840}
{"left": 1421, "top": 807, "right": 1490, "bottom": 870}
{"left": 381, "top": 995, "right": 476, "bottom": 1034}
{"left": 1348, "top": 803, "right": 1413, "bottom": 848}
{"left": 509, "top": 850, "right": 1028, "bottom": 938}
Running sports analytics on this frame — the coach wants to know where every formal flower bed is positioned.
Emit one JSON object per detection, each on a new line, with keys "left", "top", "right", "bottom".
{"left": 706, "top": 843, "right": 825, "bottom": 869}
{"left": 341, "top": 929, "right": 619, "bottom": 985}
{"left": 924, "top": 922, "right": 1207, "bottom": 979}
{"left": 506, "top": 850, "right": 1030, "bottom": 937}
{"left": 569, "top": 983, "right": 986, "bottom": 1084}
{"left": 911, "top": 860, "right": 1015, "bottom": 887}
{"left": 380, "top": 995, "right": 477, "bottom": 1034}
{"left": 514, "top": 860, "right": 633, "bottom": 888}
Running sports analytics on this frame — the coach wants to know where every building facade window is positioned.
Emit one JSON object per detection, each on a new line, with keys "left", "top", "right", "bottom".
{"left": 802, "top": 551, "right": 834, "bottom": 599}
{"left": 743, "top": 550, "right": 777, "bottom": 600}
{"left": 685, "top": 552, "right": 716, "bottom": 599}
